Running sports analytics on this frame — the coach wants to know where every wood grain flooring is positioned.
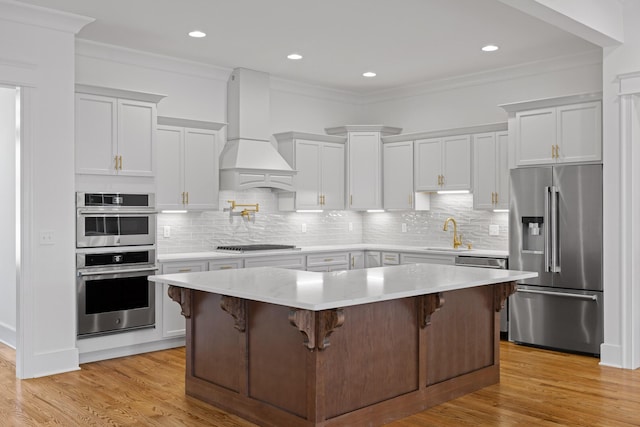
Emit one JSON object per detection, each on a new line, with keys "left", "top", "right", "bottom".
{"left": 2, "top": 341, "right": 639, "bottom": 426}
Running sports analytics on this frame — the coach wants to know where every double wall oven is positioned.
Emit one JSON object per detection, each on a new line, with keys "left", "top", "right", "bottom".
{"left": 76, "top": 192, "right": 158, "bottom": 338}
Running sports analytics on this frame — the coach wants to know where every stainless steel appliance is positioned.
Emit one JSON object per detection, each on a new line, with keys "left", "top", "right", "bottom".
{"left": 509, "top": 164, "right": 603, "bottom": 355}
{"left": 216, "top": 244, "right": 298, "bottom": 253}
{"left": 76, "top": 192, "right": 157, "bottom": 248}
{"left": 455, "top": 255, "right": 509, "bottom": 336}
{"left": 77, "top": 248, "right": 157, "bottom": 337}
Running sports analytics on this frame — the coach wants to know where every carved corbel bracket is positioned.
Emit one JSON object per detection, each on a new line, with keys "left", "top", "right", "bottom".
{"left": 168, "top": 286, "right": 192, "bottom": 318}
{"left": 418, "top": 293, "right": 445, "bottom": 328}
{"left": 220, "top": 296, "right": 247, "bottom": 332}
{"left": 494, "top": 282, "right": 517, "bottom": 312}
{"left": 288, "top": 308, "right": 345, "bottom": 351}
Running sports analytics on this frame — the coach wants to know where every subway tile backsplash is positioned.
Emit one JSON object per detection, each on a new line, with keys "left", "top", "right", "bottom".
{"left": 157, "top": 190, "right": 508, "bottom": 254}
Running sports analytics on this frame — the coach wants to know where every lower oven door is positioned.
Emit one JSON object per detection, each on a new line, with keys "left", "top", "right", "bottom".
{"left": 77, "top": 266, "right": 157, "bottom": 337}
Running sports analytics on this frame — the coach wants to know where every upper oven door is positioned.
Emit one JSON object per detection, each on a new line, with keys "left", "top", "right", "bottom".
{"left": 76, "top": 211, "right": 157, "bottom": 248}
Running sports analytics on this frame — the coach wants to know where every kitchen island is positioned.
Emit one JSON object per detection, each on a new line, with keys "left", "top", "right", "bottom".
{"left": 150, "top": 263, "right": 536, "bottom": 427}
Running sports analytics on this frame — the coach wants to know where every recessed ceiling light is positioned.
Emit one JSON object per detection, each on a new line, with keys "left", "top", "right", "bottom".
{"left": 482, "top": 44, "right": 499, "bottom": 52}
{"left": 287, "top": 53, "right": 303, "bottom": 60}
{"left": 363, "top": 72, "right": 377, "bottom": 78}
{"left": 188, "top": 30, "right": 206, "bottom": 38}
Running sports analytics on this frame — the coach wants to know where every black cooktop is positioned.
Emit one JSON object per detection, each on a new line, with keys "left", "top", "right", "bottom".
{"left": 216, "top": 244, "right": 298, "bottom": 253}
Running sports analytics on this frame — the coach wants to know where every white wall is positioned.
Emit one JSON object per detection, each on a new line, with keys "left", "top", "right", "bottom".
{"left": 363, "top": 52, "right": 602, "bottom": 133}
{"left": 0, "top": 0, "right": 92, "bottom": 378}
{"left": 0, "top": 86, "right": 16, "bottom": 347}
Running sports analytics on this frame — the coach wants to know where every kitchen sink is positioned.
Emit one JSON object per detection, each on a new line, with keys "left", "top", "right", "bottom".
{"left": 424, "top": 246, "right": 471, "bottom": 252}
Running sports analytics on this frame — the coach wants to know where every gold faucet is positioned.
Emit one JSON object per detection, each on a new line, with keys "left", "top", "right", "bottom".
{"left": 443, "top": 217, "right": 463, "bottom": 249}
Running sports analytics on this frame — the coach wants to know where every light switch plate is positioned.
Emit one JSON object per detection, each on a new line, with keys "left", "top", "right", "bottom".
{"left": 39, "top": 230, "right": 55, "bottom": 245}
{"left": 348, "top": 222, "right": 353, "bottom": 232}
{"left": 401, "top": 223, "right": 407, "bottom": 233}
{"left": 301, "top": 223, "right": 307, "bottom": 233}
{"left": 163, "top": 226, "right": 171, "bottom": 238}
{"left": 489, "top": 224, "right": 500, "bottom": 236}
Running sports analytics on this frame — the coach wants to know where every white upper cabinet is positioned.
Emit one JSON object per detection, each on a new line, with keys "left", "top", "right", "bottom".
{"left": 473, "top": 131, "right": 509, "bottom": 210}
{"left": 325, "top": 126, "right": 402, "bottom": 211}
{"left": 275, "top": 132, "right": 346, "bottom": 211}
{"left": 505, "top": 96, "right": 602, "bottom": 167}
{"left": 75, "top": 85, "right": 165, "bottom": 177}
{"left": 414, "top": 135, "right": 471, "bottom": 191}
{"left": 157, "top": 117, "right": 225, "bottom": 210}
{"left": 383, "top": 141, "right": 414, "bottom": 209}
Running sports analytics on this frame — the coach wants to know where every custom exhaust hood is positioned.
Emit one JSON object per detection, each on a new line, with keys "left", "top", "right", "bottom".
{"left": 219, "top": 68, "right": 296, "bottom": 191}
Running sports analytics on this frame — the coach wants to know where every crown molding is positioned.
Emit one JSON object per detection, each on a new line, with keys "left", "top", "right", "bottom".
{"left": 325, "top": 125, "right": 402, "bottom": 136}
{"left": 273, "top": 131, "right": 347, "bottom": 144}
{"left": 499, "top": 92, "right": 602, "bottom": 113}
{"left": 270, "top": 76, "right": 361, "bottom": 105}
{"left": 76, "top": 84, "right": 167, "bottom": 103}
{"left": 0, "top": 0, "right": 93, "bottom": 34}
{"left": 75, "top": 39, "right": 232, "bottom": 82}
{"left": 382, "top": 122, "right": 507, "bottom": 143}
{"left": 362, "top": 50, "right": 602, "bottom": 105}
{"left": 158, "top": 116, "right": 226, "bottom": 131}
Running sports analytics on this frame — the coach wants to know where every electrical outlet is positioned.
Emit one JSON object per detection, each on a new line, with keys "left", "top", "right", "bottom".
{"left": 489, "top": 224, "right": 500, "bottom": 236}
{"left": 39, "top": 230, "right": 55, "bottom": 245}
{"left": 163, "top": 226, "right": 171, "bottom": 238}
{"left": 401, "top": 223, "right": 407, "bottom": 233}
{"left": 301, "top": 223, "right": 307, "bottom": 233}
{"left": 348, "top": 222, "right": 353, "bottom": 232}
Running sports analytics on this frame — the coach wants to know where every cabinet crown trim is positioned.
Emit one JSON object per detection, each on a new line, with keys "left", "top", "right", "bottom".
{"left": 498, "top": 92, "right": 602, "bottom": 113}
{"left": 75, "top": 84, "right": 167, "bottom": 103}
{"left": 158, "top": 116, "right": 227, "bottom": 131}
{"left": 273, "top": 131, "right": 347, "bottom": 143}
{"left": 324, "top": 125, "right": 402, "bottom": 136}
{"left": 382, "top": 122, "right": 507, "bottom": 143}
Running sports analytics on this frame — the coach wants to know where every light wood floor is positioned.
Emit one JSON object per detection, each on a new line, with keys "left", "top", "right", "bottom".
{"left": 2, "top": 342, "right": 639, "bottom": 426}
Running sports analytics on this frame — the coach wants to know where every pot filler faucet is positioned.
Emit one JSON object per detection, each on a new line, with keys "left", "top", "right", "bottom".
{"left": 443, "top": 217, "right": 463, "bottom": 249}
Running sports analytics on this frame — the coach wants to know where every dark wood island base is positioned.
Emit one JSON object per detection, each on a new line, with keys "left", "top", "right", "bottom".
{"left": 169, "top": 282, "right": 516, "bottom": 427}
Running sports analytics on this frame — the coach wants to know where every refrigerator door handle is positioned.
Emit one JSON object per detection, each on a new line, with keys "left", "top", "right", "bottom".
{"left": 550, "top": 186, "right": 561, "bottom": 273}
{"left": 517, "top": 289, "right": 597, "bottom": 301}
{"left": 544, "top": 186, "right": 551, "bottom": 272}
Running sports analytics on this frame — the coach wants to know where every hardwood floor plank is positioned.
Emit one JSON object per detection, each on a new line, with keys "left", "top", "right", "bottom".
{"left": 2, "top": 342, "right": 640, "bottom": 426}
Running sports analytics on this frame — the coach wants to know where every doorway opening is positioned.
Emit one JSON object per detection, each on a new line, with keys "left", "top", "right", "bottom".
{"left": 0, "top": 85, "right": 19, "bottom": 366}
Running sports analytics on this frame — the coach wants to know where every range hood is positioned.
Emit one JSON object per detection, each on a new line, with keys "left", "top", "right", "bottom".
{"left": 219, "top": 68, "right": 296, "bottom": 191}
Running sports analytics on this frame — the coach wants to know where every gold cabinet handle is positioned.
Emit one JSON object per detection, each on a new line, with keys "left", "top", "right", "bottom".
{"left": 182, "top": 192, "right": 185, "bottom": 204}
{"left": 491, "top": 192, "right": 495, "bottom": 204}
{"left": 186, "top": 192, "right": 189, "bottom": 204}
{"left": 219, "top": 266, "right": 233, "bottom": 270}
{"left": 114, "top": 155, "right": 119, "bottom": 171}
{"left": 552, "top": 145, "right": 556, "bottom": 159}
{"left": 555, "top": 144, "right": 560, "bottom": 159}
{"left": 350, "top": 195, "right": 353, "bottom": 206}
{"left": 119, "top": 155, "right": 123, "bottom": 170}
{"left": 324, "top": 258, "right": 333, "bottom": 262}
{"left": 495, "top": 192, "right": 499, "bottom": 204}
{"left": 178, "top": 268, "right": 192, "bottom": 273}
{"left": 437, "top": 175, "right": 441, "bottom": 186}
{"left": 351, "top": 257, "right": 355, "bottom": 268}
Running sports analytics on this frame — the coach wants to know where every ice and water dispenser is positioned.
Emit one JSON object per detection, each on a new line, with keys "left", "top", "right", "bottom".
{"left": 521, "top": 217, "right": 544, "bottom": 253}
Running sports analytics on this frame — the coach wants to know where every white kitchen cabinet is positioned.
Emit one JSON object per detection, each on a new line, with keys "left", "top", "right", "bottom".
{"left": 350, "top": 251, "right": 365, "bottom": 269}
{"left": 325, "top": 126, "right": 402, "bottom": 211}
{"left": 473, "top": 131, "right": 509, "bottom": 210}
{"left": 365, "top": 251, "right": 381, "bottom": 268}
{"left": 306, "top": 252, "right": 350, "bottom": 271}
{"left": 209, "top": 258, "right": 243, "bottom": 270}
{"left": 160, "top": 260, "right": 208, "bottom": 338}
{"left": 414, "top": 135, "right": 471, "bottom": 192}
{"left": 244, "top": 254, "right": 306, "bottom": 270}
{"left": 157, "top": 118, "right": 225, "bottom": 210}
{"left": 514, "top": 101, "right": 601, "bottom": 166}
{"left": 75, "top": 85, "right": 165, "bottom": 176}
{"left": 383, "top": 141, "right": 414, "bottom": 209}
{"left": 275, "top": 132, "right": 346, "bottom": 211}
{"left": 400, "top": 253, "right": 455, "bottom": 266}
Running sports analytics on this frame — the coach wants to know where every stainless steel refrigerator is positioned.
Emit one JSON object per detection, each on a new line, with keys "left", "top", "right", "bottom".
{"left": 509, "top": 164, "right": 603, "bottom": 355}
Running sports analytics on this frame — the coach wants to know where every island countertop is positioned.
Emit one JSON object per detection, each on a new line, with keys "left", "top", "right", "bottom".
{"left": 149, "top": 263, "right": 537, "bottom": 311}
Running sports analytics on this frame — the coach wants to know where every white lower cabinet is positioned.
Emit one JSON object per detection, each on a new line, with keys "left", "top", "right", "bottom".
{"left": 382, "top": 252, "right": 400, "bottom": 265}
{"left": 306, "top": 252, "right": 350, "bottom": 271}
{"left": 209, "top": 259, "right": 244, "bottom": 270}
{"left": 244, "top": 255, "right": 306, "bottom": 270}
{"left": 400, "top": 253, "right": 455, "bottom": 266}
{"left": 160, "top": 260, "right": 208, "bottom": 338}
{"left": 350, "top": 251, "right": 365, "bottom": 269}
{"left": 365, "top": 251, "right": 382, "bottom": 268}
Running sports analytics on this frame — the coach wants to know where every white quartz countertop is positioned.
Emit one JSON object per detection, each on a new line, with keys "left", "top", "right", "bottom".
{"left": 157, "top": 244, "right": 508, "bottom": 262}
{"left": 149, "top": 263, "right": 536, "bottom": 311}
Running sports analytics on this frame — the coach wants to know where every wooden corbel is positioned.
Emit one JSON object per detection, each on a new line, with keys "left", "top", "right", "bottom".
{"left": 288, "top": 308, "right": 345, "bottom": 351}
{"left": 220, "top": 296, "right": 247, "bottom": 332}
{"left": 167, "top": 286, "right": 192, "bottom": 318}
{"left": 494, "top": 282, "right": 517, "bottom": 312}
{"left": 418, "top": 293, "right": 445, "bottom": 328}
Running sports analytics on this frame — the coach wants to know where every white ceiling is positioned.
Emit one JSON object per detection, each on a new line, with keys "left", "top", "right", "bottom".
{"left": 17, "top": 0, "right": 599, "bottom": 93}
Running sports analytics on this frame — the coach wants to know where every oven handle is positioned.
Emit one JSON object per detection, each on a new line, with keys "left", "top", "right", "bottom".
{"left": 77, "top": 267, "right": 159, "bottom": 277}
{"left": 77, "top": 209, "right": 158, "bottom": 215}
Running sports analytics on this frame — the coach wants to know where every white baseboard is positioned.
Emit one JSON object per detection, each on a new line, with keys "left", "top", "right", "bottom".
{"left": 27, "top": 347, "right": 80, "bottom": 378}
{"left": 79, "top": 337, "right": 185, "bottom": 364}
{"left": 0, "top": 322, "right": 16, "bottom": 349}
{"left": 599, "top": 343, "right": 623, "bottom": 368}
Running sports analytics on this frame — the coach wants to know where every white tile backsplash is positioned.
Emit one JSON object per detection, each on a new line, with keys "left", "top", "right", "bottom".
{"left": 157, "top": 190, "right": 508, "bottom": 253}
